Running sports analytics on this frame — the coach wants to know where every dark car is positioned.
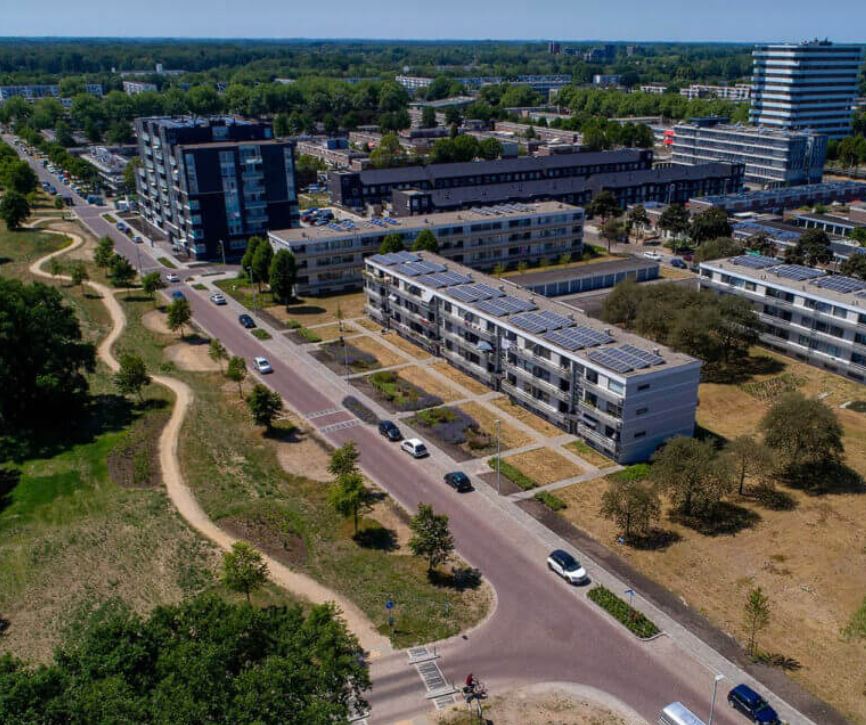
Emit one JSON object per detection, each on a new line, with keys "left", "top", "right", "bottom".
{"left": 727, "top": 684, "right": 779, "bottom": 724}
{"left": 238, "top": 314, "right": 256, "bottom": 329}
{"left": 681, "top": 252, "right": 694, "bottom": 262}
{"left": 670, "top": 258, "right": 688, "bottom": 269}
{"left": 444, "top": 471, "right": 472, "bottom": 492}
{"left": 170, "top": 290, "right": 186, "bottom": 301}
{"left": 378, "top": 420, "right": 402, "bottom": 441}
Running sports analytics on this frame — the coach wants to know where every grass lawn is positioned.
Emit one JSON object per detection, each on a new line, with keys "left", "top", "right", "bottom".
{"left": 0, "top": 221, "right": 71, "bottom": 280}
{"left": 398, "top": 366, "right": 463, "bottom": 403}
{"left": 457, "top": 402, "right": 533, "bottom": 451}
{"left": 564, "top": 439, "right": 615, "bottom": 469}
{"left": 385, "top": 332, "right": 432, "bottom": 360}
{"left": 347, "top": 335, "right": 407, "bottom": 368}
{"left": 490, "top": 395, "right": 563, "bottom": 437}
{"left": 430, "top": 360, "right": 490, "bottom": 395}
{"left": 503, "top": 447, "right": 583, "bottom": 485}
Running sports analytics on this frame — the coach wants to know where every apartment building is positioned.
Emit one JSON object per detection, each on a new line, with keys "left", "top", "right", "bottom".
{"left": 0, "top": 83, "right": 103, "bottom": 107}
{"left": 123, "top": 81, "right": 158, "bottom": 95}
{"left": 134, "top": 116, "right": 299, "bottom": 260}
{"left": 689, "top": 180, "right": 866, "bottom": 214}
{"left": 268, "top": 201, "right": 583, "bottom": 296}
{"left": 364, "top": 251, "right": 701, "bottom": 462}
{"left": 640, "top": 83, "right": 669, "bottom": 95}
{"left": 679, "top": 83, "right": 751, "bottom": 101}
{"left": 750, "top": 40, "right": 865, "bottom": 138}
{"left": 671, "top": 122, "right": 827, "bottom": 187}
{"left": 700, "top": 255, "right": 866, "bottom": 382}
{"left": 794, "top": 210, "right": 866, "bottom": 238}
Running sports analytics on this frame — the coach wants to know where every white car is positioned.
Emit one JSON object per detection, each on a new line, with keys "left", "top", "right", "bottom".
{"left": 253, "top": 356, "right": 273, "bottom": 374}
{"left": 400, "top": 438, "right": 429, "bottom": 458}
{"left": 643, "top": 251, "right": 663, "bottom": 261}
{"left": 165, "top": 272, "right": 180, "bottom": 283}
{"left": 209, "top": 292, "right": 227, "bottom": 306}
{"left": 547, "top": 549, "right": 588, "bottom": 585}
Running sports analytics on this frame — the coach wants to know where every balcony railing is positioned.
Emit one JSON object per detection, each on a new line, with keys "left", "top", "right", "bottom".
{"left": 501, "top": 380, "right": 567, "bottom": 422}
{"left": 509, "top": 349, "right": 570, "bottom": 378}
{"left": 507, "top": 364, "right": 572, "bottom": 401}
{"left": 576, "top": 424, "right": 619, "bottom": 455}
{"left": 577, "top": 400, "right": 621, "bottom": 428}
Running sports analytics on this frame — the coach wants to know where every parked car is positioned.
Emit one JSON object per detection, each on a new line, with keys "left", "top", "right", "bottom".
{"left": 115, "top": 222, "right": 127, "bottom": 232}
{"left": 546, "top": 549, "right": 588, "bottom": 585}
{"left": 238, "top": 313, "right": 256, "bottom": 329}
{"left": 658, "top": 702, "right": 706, "bottom": 725}
{"left": 378, "top": 420, "right": 403, "bottom": 441}
{"left": 681, "top": 252, "right": 694, "bottom": 262}
{"left": 400, "top": 438, "right": 429, "bottom": 459}
{"left": 170, "top": 290, "right": 186, "bottom": 301}
{"left": 444, "top": 471, "right": 472, "bottom": 492}
{"left": 253, "top": 356, "right": 273, "bottom": 374}
{"left": 131, "top": 234, "right": 143, "bottom": 244}
{"left": 727, "top": 684, "right": 779, "bottom": 724}
{"left": 209, "top": 292, "right": 227, "bottom": 306}
{"left": 643, "top": 250, "right": 663, "bottom": 261}
{"left": 165, "top": 272, "right": 180, "bottom": 283}
{"left": 670, "top": 258, "right": 688, "bottom": 269}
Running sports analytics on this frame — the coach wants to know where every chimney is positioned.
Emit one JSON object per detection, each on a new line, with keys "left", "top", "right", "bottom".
{"left": 653, "top": 347, "right": 660, "bottom": 355}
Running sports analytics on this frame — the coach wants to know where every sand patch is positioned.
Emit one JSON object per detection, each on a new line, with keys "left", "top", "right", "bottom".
{"left": 164, "top": 343, "right": 221, "bottom": 372}
{"left": 368, "top": 497, "right": 413, "bottom": 552}
{"left": 142, "top": 309, "right": 173, "bottom": 335}
{"left": 276, "top": 433, "right": 334, "bottom": 482}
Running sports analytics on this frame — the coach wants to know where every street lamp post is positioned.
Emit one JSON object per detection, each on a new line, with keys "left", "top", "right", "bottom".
{"left": 217, "top": 239, "right": 226, "bottom": 266}
{"left": 708, "top": 673, "right": 724, "bottom": 725}
{"left": 494, "top": 419, "right": 501, "bottom": 495}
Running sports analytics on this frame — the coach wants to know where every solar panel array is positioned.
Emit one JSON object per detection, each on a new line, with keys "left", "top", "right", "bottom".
{"left": 368, "top": 251, "right": 418, "bottom": 266}
{"left": 394, "top": 260, "right": 447, "bottom": 277}
{"left": 416, "top": 271, "right": 473, "bottom": 288}
{"left": 447, "top": 283, "right": 504, "bottom": 304}
{"left": 588, "top": 344, "right": 665, "bottom": 374}
{"left": 543, "top": 326, "right": 614, "bottom": 351}
{"left": 811, "top": 275, "right": 866, "bottom": 294}
{"left": 771, "top": 264, "right": 824, "bottom": 281}
{"left": 729, "top": 255, "right": 778, "bottom": 270}
{"left": 510, "top": 310, "right": 573, "bottom": 334}
{"left": 473, "top": 294, "right": 537, "bottom": 317}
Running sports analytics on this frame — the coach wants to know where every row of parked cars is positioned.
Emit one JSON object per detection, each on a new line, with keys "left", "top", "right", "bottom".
{"left": 660, "top": 683, "right": 780, "bottom": 724}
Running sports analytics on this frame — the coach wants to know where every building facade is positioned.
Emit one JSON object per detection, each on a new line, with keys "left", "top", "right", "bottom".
{"left": 364, "top": 251, "right": 701, "bottom": 462}
{"left": 750, "top": 40, "right": 865, "bottom": 138}
{"left": 700, "top": 255, "right": 866, "bottom": 382}
{"left": 688, "top": 180, "right": 866, "bottom": 214}
{"left": 268, "top": 201, "right": 584, "bottom": 296}
{"left": 134, "top": 116, "right": 299, "bottom": 260}
{"left": 123, "top": 81, "right": 158, "bottom": 95}
{"left": 679, "top": 84, "right": 751, "bottom": 101}
{"left": 671, "top": 122, "right": 827, "bottom": 187}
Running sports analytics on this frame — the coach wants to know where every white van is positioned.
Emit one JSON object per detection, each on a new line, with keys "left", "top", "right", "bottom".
{"left": 401, "top": 438, "right": 429, "bottom": 459}
{"left": 658, "top": 702, "right": 706, "bottom": 725}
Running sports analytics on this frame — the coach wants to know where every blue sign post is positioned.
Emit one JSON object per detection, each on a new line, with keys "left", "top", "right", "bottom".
{"left": 385, "top": 599, "right": 395, "bottom": 630}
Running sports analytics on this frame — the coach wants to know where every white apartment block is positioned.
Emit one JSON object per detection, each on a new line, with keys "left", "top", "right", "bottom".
{"left": 364, "top": 251, "right": 701, "bottom": 463}
{"left": 679, "top": 83, "right": 751, "bottom": 101}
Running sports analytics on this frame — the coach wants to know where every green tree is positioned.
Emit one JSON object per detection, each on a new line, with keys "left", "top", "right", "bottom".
{"left": 251, "top": 241, "right": 273, "bottom": 293}
{"left": 587, "top": 190, "right": 620, "bottom": 223}
{"left": 411, "top": 229, "right": 439, "bottom": 253}
{"left": 369, "top": 132, "right": 405, "bottom": 169}
{"left": 689, "top": 207, "right": 731, "bottom": 244}
{"left": 628, "top": 204, "right": 650, "bottom": 239}
{"left": 408, "top": 503, "right": 454, "bottom": 573}
{"left": 725, "top": 436, "right": 776, "bottom": 496}
{"left": 240, "top": 235, "right": 263, "bottom": 277}
{"left": 379, "top": 233, "right": 405, "bottom": 254}
{"left": 1, "top": 160, "right": 39, "bottom": 195}
{"left": 478, "top": 137, "right": 502, "bottom": 160}
{"left": 221, "top": 541, "right": 269, "bottom": 605}
{"left": 600, "top": 478, "right": 661, "bottom": 540}
{"left": 651, "top": 437, "right": 734, "bottom": 517}
{"left": 208, "top": 338, "right": 228, "bottom": 372}
{"left": 328, "top": 441, "right": 360, "bottom": 478}
{"left": 246, "top": 383, "right": 283, "bottom": 430}
{"left": 226, "top": 355, "right": 247, "bottom": 398}
{"left": 0, "top": 191, "right": 30, "bottom": 230}
{"left": 166, "top": 296, "right": 192, "bottom": 338}
{"left": 113, "top": 352, "right": 151, "bottom": 404}
{"left": 658, "top": 204, "right": 690, "bottom": 250}
{"left": 93, "top": 235, "right": 115, "bottom": 268}
{"left": 601, "top": 279, "right": 643, "bottom": 328}
{"left": 420, "top": 106, "right": 437, "bottom": 128}
{"left": 840, "top": 254, "right": 866, "bottom": 280}
{"left": 268, "top": 249, "right": 297, "bottom": 304}
{"left": 600, "top": 216, "right": 625, "bottom": 253}
{"left": 850, "top": 227, "right": 866, "bottom": 246}
{"left": 140, "top": 271, "right": 165, "bottom": 300}
{"left": 108, "top": 254, "right": 136, "bottom": 290}
{"left": 743, "top": 586, "right": 771, "bottom": 657}
{"left": 328, "top": 471, "right": 372, "bottom": 535}
{"left": 760, "top": 392, "right": 844, "bottom": 472}
{"left": 784, "top": 229, "right": 833, "bottom": 267}
{"left": 692, "top": 236, "right": 743, "bottom": 264}
{"left": 68, "top": 260, "right": 89, "bottom": 290}
{"left": 0, "top": 279, "right": 96, "bottom": 430}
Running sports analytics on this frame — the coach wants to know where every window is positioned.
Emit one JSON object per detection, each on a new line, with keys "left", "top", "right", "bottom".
{"left": 636, "top": 407, "right": 648, "bottom": 415}
{"left": 608, "top": 379, "right": 624, "bottom": 395}
{"left": 633, "top": 431, "right": 647, "bottom": 440}
{"left": 637, "top": 383, "right": 650, "bottom": 391}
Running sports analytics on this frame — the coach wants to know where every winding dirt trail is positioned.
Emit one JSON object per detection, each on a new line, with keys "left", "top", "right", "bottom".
{"left": 28, "top": 220, "right": 391, "bottom": 657}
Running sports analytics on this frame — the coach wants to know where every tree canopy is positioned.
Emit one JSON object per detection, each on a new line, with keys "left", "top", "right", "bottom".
{"left": 269, "top": 249, "right": 297, "bottom": 304}
{"left": 760, "top": 392, "right": 844, "bottom": 473}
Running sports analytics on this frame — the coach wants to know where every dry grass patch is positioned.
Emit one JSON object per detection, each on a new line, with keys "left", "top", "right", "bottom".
{"left": 348, "top": 335, "right": 408, "bottom": 368}
{"left": 164, "top": 343, "right": 221, "bottom": 372}
{"left": 659, "top": 265, "right": 693, "bottom": 280}
{"left": 304, "top": 323, "right": 348, "bottom": 342}
{"left": 385, "top": 332, "right": 432, "bottom": 359}
{"left": 431, "top": 359, "right": 489, "bottom": 395}
{"left": 490, "top": 395, "right": 563, "bottom": 437}
{"left": 505, "top": 447, "right": 584, "bottom": 484}
{"left": 398, "top": 366, "right": 463, "bottom": 403}
{"left": 267, "top": 291, "right": 367, "bottom": 327}
{"left": 355, "top": 318, "right": 382, "bottom": 332}
{"left": 565, "top": 439, "right": 615, "bottom": 469}
{"left": 457, "top": 401, "right": 533, "bottom": 450}
{"left": 275, "top": 432, "right": 334, "bottom": 482}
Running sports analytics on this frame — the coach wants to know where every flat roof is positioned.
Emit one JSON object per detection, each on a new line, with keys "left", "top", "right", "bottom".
{"left": 176, "top": 138, "right": 289, "bottom": 150}
{"left": 691, "top": 181, "right": 866, "bottom": 206}
{"left": 506, "top": 257, "right": 658, "bottom": 287}
{"left": 796, "top": 212, "right": 866, "bottom": 228}
{"left": 270, "top": 201, "right": 580, "bottom": 244}
{"left": 367, "top": 251, "right": 698, "bottom": 377}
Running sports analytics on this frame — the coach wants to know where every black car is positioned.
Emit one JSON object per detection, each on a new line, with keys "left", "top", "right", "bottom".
{"left": 727, "top": 684, "right": 779, "bottom": 724}
{"left": 670, "top": 258, "right": 688, "bottom": 269}
{"left": 444, "top": 471, "right": 472, "bottom": 492}
{"left": 238, "top": 314, "right": 256, "bottom": 329}
{"left": 377, "top": 420, "right": 402, "bottom": 441}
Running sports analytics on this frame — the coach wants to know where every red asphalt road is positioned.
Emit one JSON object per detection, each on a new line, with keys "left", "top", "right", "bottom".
{"left": 14, "top": 141, "right": 768, "bottom": 725}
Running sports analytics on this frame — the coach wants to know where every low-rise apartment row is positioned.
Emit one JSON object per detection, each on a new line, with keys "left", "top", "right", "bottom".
{"left": 269, "top": 201, "right": 584, "bottom": 296}
{"left": 699, "top": 254, "right": 866, "bottom": 383}
{"left": 363, "top": 251, "right": 701, "bottom": 463}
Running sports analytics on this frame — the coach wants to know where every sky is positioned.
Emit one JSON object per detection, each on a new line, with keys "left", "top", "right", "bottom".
{"left": 3, "top": 0, "right": 866, "bottom": 43}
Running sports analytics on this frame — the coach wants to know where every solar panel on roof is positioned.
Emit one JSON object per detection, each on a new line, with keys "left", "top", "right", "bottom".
{"left": 588, "top": 344, "right": 665, "bottom": 374}
{"left": 543, "top": 326, "right": 613, "bottom": 351}
{"left": 729, "top": 255, "right": 778, "bottom": 270}
{"left": 368, "top": 250, "right": 419, "bottom": 266}
{"left": 811, "top": 275, "right": 866, "bottom": 294}
{"left": 447, "top": 283, "right": 504, "bottom": 304}
{"left": 510, "top": 310, "right": 573, "bottom": 334}
{"left": 473, "top": 294, "right": 535, "bottom": 317}
{"left": 416, "top": 271, "right": 473, "bottom": 288}
{"left": 396, "top": 260, "right": 448, "bottom": 277}
{"left": 771, "top": 264, "right": 824, "bottom": 281}
{"left": 587, "top": 349, "right": 633, "bottom": 374}
{"left": 619, "top": 344, "right": 665, "bottom": 367}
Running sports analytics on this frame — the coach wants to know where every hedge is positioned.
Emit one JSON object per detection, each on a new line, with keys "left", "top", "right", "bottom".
{"left": 533, "top": 490, "right": 566, "bottom": 511}
{"left": 487, "top": 457, "right": 537, "bottom": 491}
{"left": 587, "top": 585, "right": 659, "bottom": 639}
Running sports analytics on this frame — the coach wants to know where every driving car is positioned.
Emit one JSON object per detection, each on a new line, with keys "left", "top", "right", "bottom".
{"left": 131, "top": 234, "right": 143, "bottom": 244}
{"left": 253, "top": 356, "right": 273, "bottom": 374}
{"left": 670, "top": 258, "right": 688, "bottom": 269}
{"left": 444, "top": 471, "right": 472, "bottom": 493}
{"left": 165, "top": 272, "right": 180, "bottom": 283}
{"left": 643, "top": 250, "right": 662, "bottom": 261}
{"left": 400, "top": 438, "right": 429, "bottom": 458}
{"left": 546, "top": 549, "right": 588, "bottom": 585}
{"left": 377, "top": 420, "right": 403, "bottom": 441}
{"left": 209, "top": 292, "right": 227, "bottom": 306}
{"left": 727, "top": 684, "right": 779, "bottom": 724}
{"left": 238, "top": 313, "right": 256, "bottom": 329}
{"left": 170, "top": 290, "right": 186, "bottom": 301}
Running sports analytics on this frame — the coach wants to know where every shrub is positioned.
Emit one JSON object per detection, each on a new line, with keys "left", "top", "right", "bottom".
{"left": 534, "top": 491, "right": 566, "bottom": 511}
{"left": 286, "top": 319, "right": 303, "bottom": 329}
{"left": 251, "top": 329, "right": 272, "bottom": 341}
{"left": 297, "top": 327, "right": 321, "bottom": 343}
{"left": 611, "top": 463, "right": 651, "bottom": 482}
{"left": 487, "top": 457, "right": 537, "bottom": 491}
{"left": 587, "top": 586, "right": 659, "bottom": 638}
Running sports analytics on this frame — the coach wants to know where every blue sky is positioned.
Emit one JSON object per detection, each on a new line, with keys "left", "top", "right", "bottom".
{"left": 4, "top": 0, "right": 866, "bottom": 42}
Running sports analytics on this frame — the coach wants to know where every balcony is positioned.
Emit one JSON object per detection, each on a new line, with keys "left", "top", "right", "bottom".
{"left": 576, "top": 424, "right": 619, "bottom": 455}
{"left": 509, "top": 349, "right": 570, "bottom": 378}
{"left": 501, "top": 380, "right": 568, "bottom": 423}
{"left": 577, "top": 400, "right": 621, "bottom": 428}
{"left": 507, "top": 364, "right": 572, "bottom": 402}
{"left": 441, "top": 348, "right": 495, "bottom": 381}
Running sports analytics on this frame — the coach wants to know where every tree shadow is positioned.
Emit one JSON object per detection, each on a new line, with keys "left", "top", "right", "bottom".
{"left": 83, "top": 291, "right": 104, "bottom": 299}
{"left": 429, "top": 566, "right": 483, "bottom": 592}
{"left": 263, "top": 423, "right": 301, "bottom": 443}
{"left": 121, "top": 294, "right": 153, "bottom": 303}
{"left": 783, "top": 462, "right": 866, "bottom": 496}
{"left": 671, "top": 501, "right": 761, "bottom": 536}
{"left": 754, "top": 651, "right": 802, "bottom": 671}
{"left": 0, "top": 467, "right": 22, "bottom": 515}
{"left": 182, "top": 333, "right": 210, "bottom": 346}
{"left": 693, "top": 424, "right": 727, "bottom": 448}
{"left": 138, "top": 398, "right": 169, "bottom": 412}
{"left": 751, "top": 484, "right": 797, "bottom": 511}
{"left": 624, "top": 528, "right": 682, "bottom": 551}
{"left": 285, "top": 304, "right": 326, "bottom": 316}
{"left": 353, "top": 523, "right": 398, "bottom": 552}
{"left": 0, "top": 256, "right": 12, "bottom": 266}
{"left": 702, "top": 354, "right": 786, "bottom": 385}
